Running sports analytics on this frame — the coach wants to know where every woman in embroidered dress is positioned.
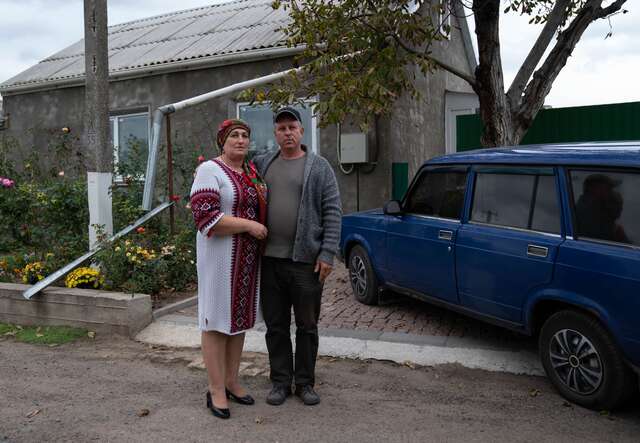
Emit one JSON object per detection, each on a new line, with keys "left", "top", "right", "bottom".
{"left": 190, "top": 119, "right": 268, "bottom": 419}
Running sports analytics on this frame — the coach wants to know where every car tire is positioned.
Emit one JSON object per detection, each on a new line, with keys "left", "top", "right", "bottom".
{"left": 539, "top": 310, "right": 637, "bottom": 410}
{"left": 348, "top": 245, "right": 379, "bottom": 305}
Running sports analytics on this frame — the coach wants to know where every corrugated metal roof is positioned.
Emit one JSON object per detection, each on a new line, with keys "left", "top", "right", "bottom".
{"left": 0, "top": 0, "right": 292, "bottom": 92}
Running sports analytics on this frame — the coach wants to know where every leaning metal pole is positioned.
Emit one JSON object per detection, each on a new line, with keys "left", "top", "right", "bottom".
{"left": 141, "top": 66, "right": 304, "bottom": 210}
{"left": 166, "top": 114, "right": 175, "bottom": 234}
{"left": 22, "top": 202, "right": 173, "bottom": 299}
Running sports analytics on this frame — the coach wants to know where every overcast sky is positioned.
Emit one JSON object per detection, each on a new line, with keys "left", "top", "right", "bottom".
{"left": 0, "top": 0, "right": 638, "bottom": 108}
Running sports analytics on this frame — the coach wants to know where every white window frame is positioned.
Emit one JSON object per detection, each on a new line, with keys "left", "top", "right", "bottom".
{"left": 235, "top": 99, "right": 319, "bottom": 154}
{"left": 438, "top": 0, "right": 452, "bottom": 40}
{"left": 404, "top": 0, "right": 420, "bottom": 14}
{"left": 110, "top": 111, "right": 150, "bottom": 182}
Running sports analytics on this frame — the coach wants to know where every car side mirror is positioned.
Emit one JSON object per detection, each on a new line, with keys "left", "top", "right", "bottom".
{"left": 383, "top": 200, "right": 403, "bottom": 215}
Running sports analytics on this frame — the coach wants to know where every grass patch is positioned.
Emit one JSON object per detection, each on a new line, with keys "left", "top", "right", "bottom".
{"left": 0, "top": 323, "right": 14, "bottom": 335}
{"left": 0, "top": 322, "right": 89, "bottom": 345}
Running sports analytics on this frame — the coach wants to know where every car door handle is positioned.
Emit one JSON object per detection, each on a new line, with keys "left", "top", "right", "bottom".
{"left": 438, "top": 230, "right": 453, "bottom": 241}
{"left": 527, "top": 244, "right": 548, "bottom": 258}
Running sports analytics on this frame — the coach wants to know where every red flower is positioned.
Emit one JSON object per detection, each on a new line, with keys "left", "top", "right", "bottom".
{"left": 170, "top": 194, "right": 181, "bottom": 202}
{"left": 136, "top": 227, "right": 146, "bottom": 234}
{"left": 197, "top": 155, "right": 205, "bottom": 163}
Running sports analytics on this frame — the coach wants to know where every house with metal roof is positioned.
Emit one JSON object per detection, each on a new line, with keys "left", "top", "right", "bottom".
{"left": 0, "top": 0, "right": 477, "bottom": 212}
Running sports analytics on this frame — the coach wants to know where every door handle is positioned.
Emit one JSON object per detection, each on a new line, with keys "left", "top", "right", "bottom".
{"left": 527, "top": 244, "right": 548, "bottom": 258}
{"left": 438, "top": 230, "right": 453, "bottom": 241}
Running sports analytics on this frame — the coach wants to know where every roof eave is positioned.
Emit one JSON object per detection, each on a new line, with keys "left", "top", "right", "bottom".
{"left": 0, "top": 45, "right": 304, "bottom": 96}
{"left": 452, "top": 0, "right": 478, "bottom": 72}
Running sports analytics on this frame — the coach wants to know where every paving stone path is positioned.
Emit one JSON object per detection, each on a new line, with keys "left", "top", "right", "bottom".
{"left": 177, "top": 263, "right": 533, "bottom": 347}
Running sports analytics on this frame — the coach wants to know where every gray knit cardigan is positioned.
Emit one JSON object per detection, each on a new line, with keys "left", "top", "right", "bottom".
{"left": 253, "top": 147, "right": 342, "bottom": 265}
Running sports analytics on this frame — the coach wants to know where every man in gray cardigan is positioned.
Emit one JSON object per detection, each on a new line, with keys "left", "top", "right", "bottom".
{"left": 253, "top": 107, "right": 342, "bottom": 406}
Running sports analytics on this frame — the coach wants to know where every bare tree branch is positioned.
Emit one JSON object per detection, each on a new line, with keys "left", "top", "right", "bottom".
{"left": 598, "top": 0, "right": 627, "bottom": 17}
{"left": 506, "top": 0, "right": 571, "bottom": 108}
{"left": 391, "top": 34, "right": 478, "bottom": 85}
{"left": 427, "top": 53, "right": 478, "bottom": 85}
{"left": 376, "top": 1, "right": 477, "bottom": 87}
{"left": 516, "top": 0, "right": 627, "bottom": 131}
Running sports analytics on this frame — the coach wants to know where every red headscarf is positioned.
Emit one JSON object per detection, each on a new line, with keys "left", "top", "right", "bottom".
{"left": 216, "top": 119, "right": 251, "bottom": 150}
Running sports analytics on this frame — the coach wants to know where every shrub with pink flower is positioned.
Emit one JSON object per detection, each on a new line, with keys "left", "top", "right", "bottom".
{"left": 0, "top": 177, "right": 15, "bottom": 188}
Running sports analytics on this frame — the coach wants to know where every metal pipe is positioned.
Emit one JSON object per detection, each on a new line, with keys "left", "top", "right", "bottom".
{"left": 141, "top": 52, "right": 357, "bottom": 210}
{"left": 142, "top": 108, "right": 165, "bottom": 209}
{"left": 23, "top": 202, "right": 173, "bottom": 299}
{"left": 141, "top": 65, "right": 304, "bottom": 209}
{"left": 174, "top": 66, "right": 304, "bottom": 113}
{"left": 166, "top": 114, "right": 175, "bottom": 234}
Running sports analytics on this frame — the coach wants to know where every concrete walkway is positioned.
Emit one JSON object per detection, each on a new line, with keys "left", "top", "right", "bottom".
{"left": 136, "top": 313, "right": 544, "bottom": 376}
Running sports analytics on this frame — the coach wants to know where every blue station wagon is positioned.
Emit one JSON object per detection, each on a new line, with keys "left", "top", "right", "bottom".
{"left": 339, "top": 142, "right": 640, "bottom": 410}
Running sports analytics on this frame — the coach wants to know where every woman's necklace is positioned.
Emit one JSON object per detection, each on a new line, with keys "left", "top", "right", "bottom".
{"left": 219, "top": 155, "right": 244, "bottom": 173}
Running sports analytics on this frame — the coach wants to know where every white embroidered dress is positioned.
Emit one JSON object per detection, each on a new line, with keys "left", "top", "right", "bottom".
{"left": 190, "top": 159, "right": 261, "bottom": 334}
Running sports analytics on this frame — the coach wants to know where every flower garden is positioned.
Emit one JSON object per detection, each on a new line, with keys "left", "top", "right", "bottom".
{"left": 0, "top": 132, "right": 202, "bottom": 302}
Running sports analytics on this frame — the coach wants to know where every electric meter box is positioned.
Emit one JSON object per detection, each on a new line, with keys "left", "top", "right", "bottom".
{"left": 340, "top": 132, "right": 369, "bottom": 164}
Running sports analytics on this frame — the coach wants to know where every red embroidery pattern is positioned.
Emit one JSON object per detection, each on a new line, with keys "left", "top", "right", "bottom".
{"left": 190, "top": 188, "right": 222, "bottom": 232}
{"left": 214, "top": 159, "right": 260, "bottom": 333}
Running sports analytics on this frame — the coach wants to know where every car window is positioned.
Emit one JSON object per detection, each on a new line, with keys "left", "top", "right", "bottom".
{"left": 570, "top": 169, "right": 640, "bottom": 247}
{"left": 531, "top": 175, "right": 561, "bottom": 234}
{"left": 471, "top": 172, "right": 561, "bottom": 234}
{"left": 404, "top": 170, "right": 467, "bottom": 220}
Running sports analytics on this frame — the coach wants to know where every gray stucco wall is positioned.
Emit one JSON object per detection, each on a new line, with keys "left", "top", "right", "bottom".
{"left": 386, "top": 12, "right": 476, "bottom": 184}
{"left": 1, "top": 15, "right": 475, "bottom": 214}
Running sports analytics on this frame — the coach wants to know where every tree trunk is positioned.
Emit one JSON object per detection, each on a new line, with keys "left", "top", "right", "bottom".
{"left": 472, "top": 0, "right": 517, "bottom": 147}
{"left": 472, "top": 0, "right": 627, "bottom": 147}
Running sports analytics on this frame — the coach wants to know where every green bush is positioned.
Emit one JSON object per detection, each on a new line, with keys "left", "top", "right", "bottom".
{"left": 96, "top": 224, "right": 196, "bottom": 295}
{"left": 0, "top": 176, "right": 88, "bottom": 259}
{"left": 0, "top": 133, "right": 200, "bottom": 295}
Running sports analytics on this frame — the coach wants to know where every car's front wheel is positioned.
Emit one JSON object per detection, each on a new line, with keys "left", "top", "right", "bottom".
{"left": 348, "top": 245, "right": 379, "bottom": 305}
{"left": 539, "top": 310, "right": 637, "bottom": 410}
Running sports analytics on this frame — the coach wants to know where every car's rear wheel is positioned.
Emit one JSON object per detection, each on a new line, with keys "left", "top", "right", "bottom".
{"left": 539, "top": 310, "right": 636, "bottom": 410}
{"left": 348, "top": 245, "right": 379, "bottom": 305}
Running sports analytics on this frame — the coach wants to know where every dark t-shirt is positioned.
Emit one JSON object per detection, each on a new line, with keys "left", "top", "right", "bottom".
{"left": 264, "top": 154, "right": 306, "bottom": 258}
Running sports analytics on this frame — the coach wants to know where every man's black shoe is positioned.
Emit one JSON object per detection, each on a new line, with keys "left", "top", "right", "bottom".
{"left": 295, "top": 385, "right": 320, "bottom": 406}
{"left": 266, "top": 385, "right": 291, "bottom": 406}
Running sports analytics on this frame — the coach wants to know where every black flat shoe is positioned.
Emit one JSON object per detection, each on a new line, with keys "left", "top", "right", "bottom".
{"left": 226, "top": 388, "right": 255, "bottom": 405}
{"left": 206, "top": 391, "right": 230, "bottom": 419}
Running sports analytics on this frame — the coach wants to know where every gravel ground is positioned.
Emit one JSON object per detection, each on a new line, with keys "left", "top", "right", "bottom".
{"left": 2, "top": 337, "right": 639, "bottom": 442}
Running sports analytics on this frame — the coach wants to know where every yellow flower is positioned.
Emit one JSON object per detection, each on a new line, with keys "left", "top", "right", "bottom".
{"left": 22, "top": 262, "right": 45, "bottom": 283}
{"left": 65, "top": 267, "right": 103, "bottom": 289}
